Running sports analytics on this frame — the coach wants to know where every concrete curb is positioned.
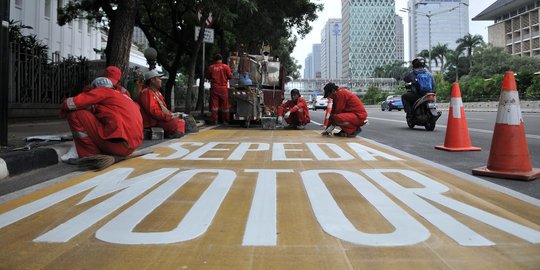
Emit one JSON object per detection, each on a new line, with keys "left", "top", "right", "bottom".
{"left": 0, "top": 120, "right": 207, "bottom": 180}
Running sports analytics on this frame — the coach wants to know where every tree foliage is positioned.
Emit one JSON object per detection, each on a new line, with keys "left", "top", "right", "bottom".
{"left": 373, "top": 61, "right": 408, "bottom": 80}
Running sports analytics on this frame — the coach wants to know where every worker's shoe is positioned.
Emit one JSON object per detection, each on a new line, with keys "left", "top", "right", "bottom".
{"left": 284, "top": 124, "right": 297, "bottom": 129}
{"left": 222, "top": 121, "right": 229, "bottom": 126}
{"left": 165, "top": 132, "right": 184, "bottom": 139}
{"left": 296, "top": 125, "right": 305, "bottom": 130}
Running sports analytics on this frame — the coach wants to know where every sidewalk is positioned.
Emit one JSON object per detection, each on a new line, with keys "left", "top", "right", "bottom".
{"left": 0, "top": 117, "right": 205, "bottom": 180}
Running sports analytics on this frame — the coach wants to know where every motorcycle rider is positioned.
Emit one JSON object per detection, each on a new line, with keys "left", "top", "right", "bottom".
{"left": 402, "top": 58, "right": 435, "bottom": 119}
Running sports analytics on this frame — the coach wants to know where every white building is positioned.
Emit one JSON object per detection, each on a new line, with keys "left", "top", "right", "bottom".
{"left": 10, "top": 0, "right": 101, "bottom": 60}
{"left": 395, "top": 15, "right": 405, "bottom": 62}
{"left": 304, "top": 53, "right": 313, "bottom": 79}
{"left": 407, "top": 0, "right": 469, "bottom": 70}
{"left": 9, "top": 0, "right": 148, "bottom": 68}
{"left": 321, "top": 19, "right": 342, "bottom": 79}
{"left": 312, "top": 43, "right": 322, "bottom": 79}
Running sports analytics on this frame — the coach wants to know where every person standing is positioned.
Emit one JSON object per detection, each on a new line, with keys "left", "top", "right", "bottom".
{"left": 138, "top": 70, "right": 185, "bottom": 139}
{"left": 277, "top": 89, "right": 310, "bottom": 130}
{"left": 207, "top": 54, "right": 233, "bottom": 125}
{"left": 321, "top": 82, "right": 368, "bottom": 137}
{"left": 59, "top": 77, "right": 143, "bottom": 158}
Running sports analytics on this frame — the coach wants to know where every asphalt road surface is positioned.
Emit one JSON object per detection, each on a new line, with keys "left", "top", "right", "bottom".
{"left": 309, "top": 107, "right": 540, "bottom": 199}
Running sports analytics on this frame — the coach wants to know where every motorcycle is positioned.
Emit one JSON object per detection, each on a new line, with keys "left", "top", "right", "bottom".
{"left": 406, "top": 92, "right": 442, "bottom": 131}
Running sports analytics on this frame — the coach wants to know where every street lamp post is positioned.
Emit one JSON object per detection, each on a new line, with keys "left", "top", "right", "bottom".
{"left": 401, "top": 2, "right": 468, "bottom": 72}
{"left": 144, "top": 47, "right": 158, "bottom": 70}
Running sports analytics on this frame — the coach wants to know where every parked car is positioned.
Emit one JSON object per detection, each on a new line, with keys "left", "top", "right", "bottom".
{"left": 381, "top": 95, "right": 404, "bottom": 111}
{"left": 313, "top": 95, "right": 328, "bottom": 111}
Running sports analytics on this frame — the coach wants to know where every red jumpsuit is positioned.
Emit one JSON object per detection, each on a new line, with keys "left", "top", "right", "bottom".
{"left": 138, "top": 86, "right": 185, "bottom": 135}
{"left": 60, "top": 87, "right": 143, "bottom": 158}
{"left": 277, "top": 97, "right": 311, "bottom": 125}
{"left": 330, "top": 88, "right": 368, "bottom": 135}
{"left": 207, "top": 60, "right": 233, "bottom": 122}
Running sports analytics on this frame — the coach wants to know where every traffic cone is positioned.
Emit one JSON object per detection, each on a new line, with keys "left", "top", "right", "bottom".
{"left": 322, "top": 98, "right": 333, "bottom": 127}
{"left": 435, "top": 82, "right": 481, "bottom": 151}
{"left": 472, "top": 71, "right": 540, "bottom": 181}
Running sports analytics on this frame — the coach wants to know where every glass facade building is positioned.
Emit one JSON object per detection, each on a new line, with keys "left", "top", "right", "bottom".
{"left": 342, "top": 0, "right": 397, "bottom": 78}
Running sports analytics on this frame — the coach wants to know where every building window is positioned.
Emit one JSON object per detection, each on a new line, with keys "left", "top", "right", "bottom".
{"left": 15, "top": 0, "right": 22, "bottom": 8}
{"left": 45, "top": 0, "right": 51, "bottom": 18}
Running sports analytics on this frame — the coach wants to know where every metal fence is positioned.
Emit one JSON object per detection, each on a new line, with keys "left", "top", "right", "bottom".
{"left": 8, "top": 42, "right": 88, "bottom": 105}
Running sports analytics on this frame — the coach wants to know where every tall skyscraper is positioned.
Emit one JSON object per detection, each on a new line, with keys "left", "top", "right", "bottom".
{"left": 407, "top": 0, "right": 469, "bottom": 70}
{"left": 312, "top": 44, "right": 322, "bottom": 79}
{"left": 304, "top": 53, "right": 313, "bottom": 79}
{"left": 395, "top": 15, "right": 405, "bottom": 62}
{"left": 342, "top": 0, "right": 397, "bottom": 78}
{"left": 321, "top": 19, "right": 343, "bottom": 79}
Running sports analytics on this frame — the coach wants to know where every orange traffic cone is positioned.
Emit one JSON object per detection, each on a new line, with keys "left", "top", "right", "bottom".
{"left": 435, "top": 82, "right": 481, "bottom": 151}
{"left": 322, "top": 98, "right": 333, "bottom": 127}
{"left": 472, "top": 71, "right": 540, "bottom": 181}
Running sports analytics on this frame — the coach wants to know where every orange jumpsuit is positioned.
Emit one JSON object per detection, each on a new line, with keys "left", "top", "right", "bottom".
{"left": 138, "top": 86, "right": 185, "bottom": 135}
{"left": 207, "top": 60, "right": 233, "bottom": 122}
{"left": 60, "top": 87, "right": 143, "bottom": 157}
{"left": 330, "top": 88, "right": 368, "bottom": 135}
{"left": 277, "top": 97, "right": 311, "bottom": 126}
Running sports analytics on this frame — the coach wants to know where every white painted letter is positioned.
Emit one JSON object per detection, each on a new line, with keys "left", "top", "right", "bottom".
{"left": 182, "top": 142, "right": 238, "bottom": 160}
{"left": 347, "top": 143, "right": 402, "bottom": 161}
{"left": 228, "top": 143, "right": 270, "bottom": 160}
{"left": 242, "top": 169, "right": 294, "bottom": 246}
{"left": 33, "top": 168, "right": 179, "bottom": 242}
{"left": 142, "top": 142, "right": 203, "bottom": 160}
{"left": 272, "top": 143, "right": 311, "bottom": 161}
{"left": 363, "top": 169, "right": 540, "bottom": 245}
{"left": 306, "top": 143, "right": 354, "bottom": 161}
{"left": 301, "top": 170, "right": 429, "bottom": 246}
{"left": 96, "top": 169, "right": 236, "bottom": 244}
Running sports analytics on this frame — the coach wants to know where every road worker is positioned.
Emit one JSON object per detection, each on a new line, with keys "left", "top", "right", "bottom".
{"left": 59, "top": 77, "right": 143, "bottom": 158}
{"left": 102, "top": 65, "right": 132, "bottom": 98}
{"left": 138, "top": 69, "right": 185, "bottom": 139}
{"left": 277, "top": 88, "right": 310, "bottom": 130}
{"left": 321, "top": 82, "right": 368, "bottom": 137}
{"left": 207, "top": 53, "right": 233, "bottom": 125}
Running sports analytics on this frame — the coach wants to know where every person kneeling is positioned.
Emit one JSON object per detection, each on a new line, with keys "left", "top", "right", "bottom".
{"left": 321, "top": 82, "right": 367, "bottom": 137}
{"left": 277, "top": 89, "right": 310, "bottom": 130}
{"left": 138, "top": 70, "right": 185, "bottom": 139}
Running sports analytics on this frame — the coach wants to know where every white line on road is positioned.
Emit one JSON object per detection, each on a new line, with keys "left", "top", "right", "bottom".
{"left": 366, "top": 117, "right": 540, "bottom": 140}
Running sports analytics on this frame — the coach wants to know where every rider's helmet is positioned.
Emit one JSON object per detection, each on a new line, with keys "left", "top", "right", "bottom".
{"left": 412, "top": 58, "right": 426, "bottom": 69}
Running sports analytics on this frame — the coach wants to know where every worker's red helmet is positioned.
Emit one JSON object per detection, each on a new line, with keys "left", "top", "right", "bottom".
{"left": 103, "top": 66, "right": 122, "bottom": 85}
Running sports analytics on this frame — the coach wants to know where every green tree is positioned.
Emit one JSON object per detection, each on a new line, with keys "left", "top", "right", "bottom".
{"left": 431, "top": 43, "right": 450, "bottom": 73}
{"left": 525, "top": 76, "right": 540, "bottom": 100}
{"left": 456, "top": 34, "right": 485, "bottom": 70}
{"left": 58, "top": 0, "right": 138, "bottom": 77}
{"left": 373, "top": 61, "right": 408, "bottom": 80}
{"left": 362, "top": 86, "right": 383, "bottom": 105}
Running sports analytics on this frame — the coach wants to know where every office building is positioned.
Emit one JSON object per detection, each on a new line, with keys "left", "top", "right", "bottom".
{"left": 407, "top": 0, "right": 469, "bottom": 70}
{"left": 395, "top": 15, "right": 405, "bottom": 62}
{"left": 342, "top": 0, "right": 397, "bottom": 78}
{"left": 304, "top": 53, "right": 313, "bottom": 79}
{"left": 473, "top": 0, "right": 540, "bottom": 57}
{"left": 321, "top": 19, "right": 343, "bottom": 79}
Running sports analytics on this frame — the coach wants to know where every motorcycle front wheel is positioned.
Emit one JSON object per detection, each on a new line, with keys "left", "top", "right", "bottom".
{"left": 407, "top": 118, "right": 415, "bottom": 129}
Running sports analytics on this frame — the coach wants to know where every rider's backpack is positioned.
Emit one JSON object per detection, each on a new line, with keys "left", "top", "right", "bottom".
{"left": 415, "top": 71, "right": 433, "bottom": 95}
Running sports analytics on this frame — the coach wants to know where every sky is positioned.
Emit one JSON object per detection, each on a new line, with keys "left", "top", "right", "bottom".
{"left": 292, "top": 0, "right": 498, "bottom": 78}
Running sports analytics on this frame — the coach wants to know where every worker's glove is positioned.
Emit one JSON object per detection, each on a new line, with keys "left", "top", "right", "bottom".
{"left": 321, "top": 125, "right": 335, "bottom": 136}
{"left": 277, "top": 116, "right": 283, "bottom": 124}
{"left": 284, "top": 111, "right": 291, "bottom": 119}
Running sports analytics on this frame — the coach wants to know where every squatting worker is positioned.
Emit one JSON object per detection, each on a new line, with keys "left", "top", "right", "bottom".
{"left": 138, "top": 70, "right": 185, "bottom": 139}
{"left": 59, "top": 77, "right": 143, "bottom": 158}
{"left": 102, "top": 65, "right": 132, "bottom": 97}
{"left": 322, "top": 82, "right": 368, "bottom": 137}
{"left": 206, "top": 53, "right": 233, "bottom": 125}
{"left": 277, "top": 88, "right": 310, "bottom": 130}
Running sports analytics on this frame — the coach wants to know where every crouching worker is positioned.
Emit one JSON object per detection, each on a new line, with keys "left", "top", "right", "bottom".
{"left": 138, "top": 70, "right": 185, "bottom": 139}
{"left": 278, "top": 89, "right": 310, "bottom": 130}
{"left": 321, "top": 82, "right": 367, "bottom": 137}
{"left": 59, "top": 77, "right": 144, "bottom": 163}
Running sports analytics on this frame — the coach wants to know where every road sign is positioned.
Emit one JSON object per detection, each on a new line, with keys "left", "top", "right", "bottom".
{"left": 197, "top": 11, "right": 213, "bottom": 26}
{"left": 194, "top": 26, "right": 214, "bottom": 44}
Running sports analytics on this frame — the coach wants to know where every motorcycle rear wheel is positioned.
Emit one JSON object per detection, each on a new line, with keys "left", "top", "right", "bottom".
{"left": 425, "top": 118, "right": 436, "bottom": 131}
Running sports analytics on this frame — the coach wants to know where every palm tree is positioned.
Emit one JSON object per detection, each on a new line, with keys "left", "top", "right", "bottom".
{"left": 456, "top": 34, "right": 485, "bottom": 70}
{"left": 416, "top": 49, "right": 432, "bottom": 69}
{"left": 431, "top": 43, "right": 450, "bottom": 73}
